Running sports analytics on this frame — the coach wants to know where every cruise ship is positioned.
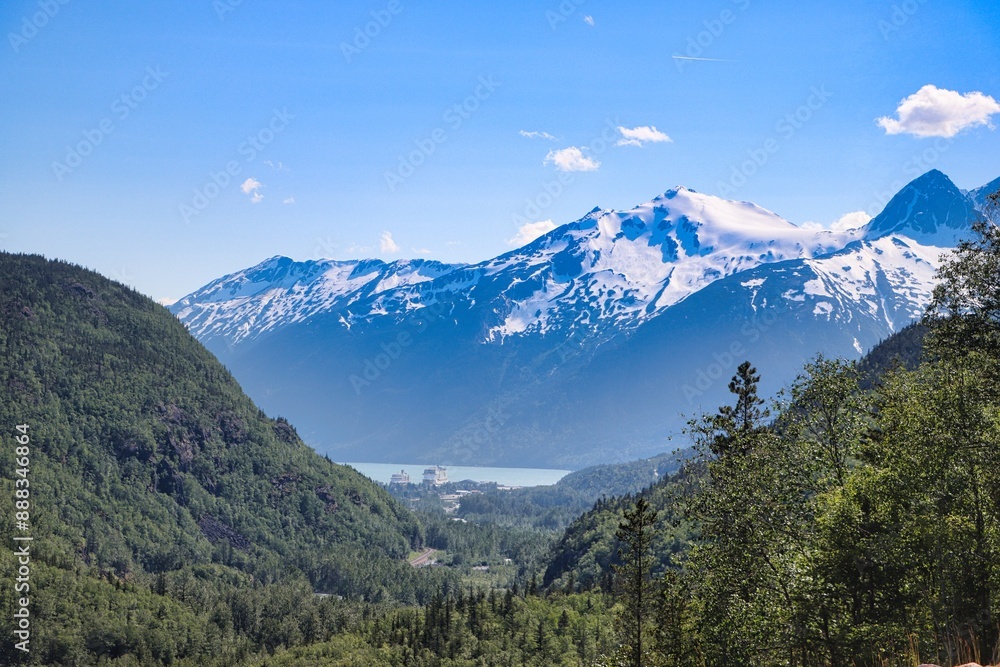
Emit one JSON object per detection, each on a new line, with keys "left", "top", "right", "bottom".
{"left": 422, "top": 465, "right": 448, "bottom": 486}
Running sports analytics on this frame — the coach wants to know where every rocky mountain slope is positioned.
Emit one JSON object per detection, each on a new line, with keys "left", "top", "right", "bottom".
{"left": 171, "top": 170, "right": 996, "bottom": 467}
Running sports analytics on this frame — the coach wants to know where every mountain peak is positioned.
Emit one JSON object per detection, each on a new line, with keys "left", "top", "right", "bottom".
{"left": 657, "top": 185, "right": 694, "bottom": 199}
{"left": 970, "top": 175, "right": 1000, "bottom": 222}
{"left": 914, "top": 168, "right": 950, "bottom": 184}
{"left": 863, "top": 170, "right": 977, "bottom": 246}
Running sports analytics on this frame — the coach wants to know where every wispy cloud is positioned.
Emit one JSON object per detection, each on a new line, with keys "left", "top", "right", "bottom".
{"left": 583, "top": 15, "right": 595, "bottom": 26}
{"left": 509, "top": 219, "right": 557, "bottom": 247}
{"left": 877, "top": 85, "right": 1000, "bottom": 138}
{"left": 801, "top": 211, "right": 871, "bottom": 232}
{"left": 616, "top": 125, "right": 672, "bottom": 147}
{"left": 544, "top": 146, "right": 600, "bottom": 172}
{"left": 380, "top": 231, "right": 400, "bottom": 253}
{"left": 283, "top": 196, "right": 295, "bottom": 205}
{"left": 241, "top": 177, "right": 264, "bottom": 203}
{"left": 520, "top": 130, "right": 556, "bottom": 140}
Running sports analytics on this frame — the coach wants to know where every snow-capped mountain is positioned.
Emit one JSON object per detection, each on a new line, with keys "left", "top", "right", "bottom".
{"left": 968, "top": 175, "right": 1000, "bottom": 222}
{"left": 171, "top": 170, "right": 996, "bottom": 468}
{"left": 864, "top": 169, "right": 979, "bottom": 246}
{"left": 173, "top": 257, "right": 460, "bottom": 346}
{"left": 178, "top": 187, "right": 855, "bottom": 349}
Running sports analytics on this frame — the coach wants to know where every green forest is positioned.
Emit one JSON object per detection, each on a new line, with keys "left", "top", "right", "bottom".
{"left": 1, "top": 197, "right": 999, "bottom": 665}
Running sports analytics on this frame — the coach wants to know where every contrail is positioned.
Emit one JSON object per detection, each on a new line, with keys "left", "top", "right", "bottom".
{"left": 671, "top": 55, "right": 737, "bottom": 62}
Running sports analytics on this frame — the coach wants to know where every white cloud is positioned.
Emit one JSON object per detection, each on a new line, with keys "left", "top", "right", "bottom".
{"left": 520, "top": 130, "right": 556, "bottom": 140}
{"left": 831, "top": 211, "right": 872, "bottom": 231}
{"left": 157, "top": 297, "right": 178, "bottom": 306}
{"left": 283, "top": 196, "right": 295, "bottom": 205}
{"left": 616, "top": 126, "right": 672, "bottom": 147}
{"left": 264, "top": 160, "right": 289, "bottom": 171}
{"left": 583, "top": 15, "right": 594, "bottom": 26}
{"left": 544, "top": 146, "right": 600, "bottom": 172}
{"left": 241, "top": 177, "right": 264, "bottom": 203}
{"left": 801, "top": 211, "right": 871, "bottom": 232}
{"left": 877, "top": 85, "right": 1000, "bottom": 138}
{"left": 380, "top": 231, "right": 400, "bottom": 253}
{"left": 508, "top": 219, "right": 557, "bottom": 247}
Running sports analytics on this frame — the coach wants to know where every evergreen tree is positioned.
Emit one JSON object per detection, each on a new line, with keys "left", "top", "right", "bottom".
{"left": 613, "top": 497, "right": 658, "bottom": 666}
{"left": 697, "top": 360, "right": 769, "bottom": 457}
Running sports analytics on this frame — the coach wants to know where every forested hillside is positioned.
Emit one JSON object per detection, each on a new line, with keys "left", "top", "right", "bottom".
{"left": 0, "top": 254, "right": 457, "bottom": 665}
{"left": 534, "top": 215, "right": 1000, "bottom": 666}
{"left": 2, "top": 202, "right": 998, "bottom": 666}
{"left": 856, "top": 321, "right": 927, "bottom": 387}
{"left": 443, "top": 451, "right": 689, "bottom": 531}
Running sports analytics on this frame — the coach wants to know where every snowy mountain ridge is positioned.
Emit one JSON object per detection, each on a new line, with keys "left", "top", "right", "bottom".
{"left": 167, "top": 170, "right": 998, "bottom": 467}
{"left": 173, "top": 257, "right": 459, "bottom": 345}
{"left": 175, "top": 184, "right": 878, "bottom": 348}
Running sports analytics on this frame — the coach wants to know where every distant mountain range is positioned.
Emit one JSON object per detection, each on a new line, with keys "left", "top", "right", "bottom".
{"left": 171, "top": 170, "right": 997, "bottom": 468}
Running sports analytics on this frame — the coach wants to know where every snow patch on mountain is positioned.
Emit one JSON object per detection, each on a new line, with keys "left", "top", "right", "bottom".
{"left": 480, "top": 187, "right": 855, "bottom": 342}
{"left": 173, "top": 257, "right": 460, "bottom": 344}
{"left": 172, "top": 172, "right": 992, "bottom": 353}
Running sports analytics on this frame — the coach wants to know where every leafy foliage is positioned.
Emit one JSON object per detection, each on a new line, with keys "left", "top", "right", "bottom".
{"left": 925, "top": 214, "right": 1000, "bottom": 358}
{"left": 546, "top": 216, "right": 1000, "bottom": 663}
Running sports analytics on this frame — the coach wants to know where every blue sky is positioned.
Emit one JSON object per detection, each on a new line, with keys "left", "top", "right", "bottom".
{"left": 2, "top": 0, "right": 999, "bottom": 303}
